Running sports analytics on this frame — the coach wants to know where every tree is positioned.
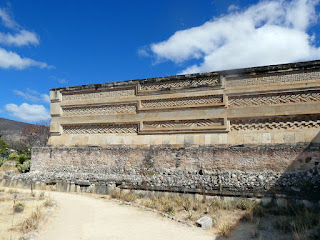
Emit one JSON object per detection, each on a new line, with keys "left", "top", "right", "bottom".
{"left": 22, "top": 120, "right": 50, "bottom": 148}
{"left": 0, "top": 139, "right": 8, "bottom": 154}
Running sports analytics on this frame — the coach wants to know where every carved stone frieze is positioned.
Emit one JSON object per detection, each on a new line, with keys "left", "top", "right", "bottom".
{"left": 229, "top": 91, "right": 320, "bottom": 107}
{"left": 63, "top": 124, "right": 138, "bottom": 134}
{"left": 143, "top": 119, "right": 225, "bottom": 129}
{"left": 62, "top": 88, "right": 135, "bottom": 101}
{"left": 141, "top": 95, "right": 223, "bottom": 109}
{"left": 62, "top": 104, "right": 136, "bottom": 116}
{"left": 228, "top": 71, "right": 320, "bottom": 87}
{"left": 230, "top": 116, "right": 320, "bottom": 131}
{"left": 140, "top": 77, "right": 219, "bottom": 91}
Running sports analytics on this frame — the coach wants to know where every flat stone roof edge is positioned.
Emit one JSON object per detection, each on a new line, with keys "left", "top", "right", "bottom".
{"left": 51, "top": 59, "right": 320, "bottom": 91}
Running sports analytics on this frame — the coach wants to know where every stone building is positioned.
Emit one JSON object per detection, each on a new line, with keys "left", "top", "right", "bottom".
{"left": 30, "top": 60, "right": 320, "bottom": 198}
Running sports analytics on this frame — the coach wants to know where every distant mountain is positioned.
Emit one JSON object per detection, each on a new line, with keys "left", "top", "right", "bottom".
{"left": 0, "top": 118, "right": 33, "bottom": 141}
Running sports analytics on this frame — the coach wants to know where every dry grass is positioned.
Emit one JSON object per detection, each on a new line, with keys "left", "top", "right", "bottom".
{"left": 107, "top": 189, "right": 320, "bottom": 239}
{"left": 218, "top": 222, "right": 235, "bottom": 237}
{"left": 43, "top": 197, "right": 54, "bottom": 207}
{"left": 0, "top": 188, "right": 54, "bottom": 239}
{"left": 21, "top": 207, "right": 43, "bottom": 234}
{"left": 107, "top": 188, "right": 255, "bottom": 235}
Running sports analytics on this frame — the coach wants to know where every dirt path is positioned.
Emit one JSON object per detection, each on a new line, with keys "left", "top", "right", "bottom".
{"left": 38, "top": 191, "right": 215, "bottom": 240}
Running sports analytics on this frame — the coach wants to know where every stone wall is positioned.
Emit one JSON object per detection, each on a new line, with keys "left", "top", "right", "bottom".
{"left": 26, "top": 60, "right": 320, "bottom": 200}
{"left": 27, "top": 143, "right": 320, "bottom": 199}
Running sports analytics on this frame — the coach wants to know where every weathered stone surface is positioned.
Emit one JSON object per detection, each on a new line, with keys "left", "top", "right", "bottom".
{"left": 47, "top": 60, "right": 320, "bottom": 147}
{"left": 196, "top": 216, "right": 212, "bottom": 229}
{"left": 24, "top": 60, "right": 320, "bottom": 200}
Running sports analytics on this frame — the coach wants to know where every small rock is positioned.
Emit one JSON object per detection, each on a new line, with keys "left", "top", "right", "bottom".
{"left": 196, "top": 216, "right": 212, "bottom": 230}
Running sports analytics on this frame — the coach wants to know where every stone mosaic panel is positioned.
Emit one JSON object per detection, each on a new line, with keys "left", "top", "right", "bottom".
{"left": 228, "top": 71, "right": 320, "bottom": 87}
{"left": 229, "top": 91, "right": 320, "bottom": 107}
{"left": 140, "top": 77, "right": 219, "bottom": 91}
{"left": 141, "top": 95, "right": 223, "bottom": 109}
{"left": 62, "top": 89, "right": 135, "bottom": 101}
{"left": 63, "top": 104, "right": 137, "bottom": 116}
{"left": 231, "top": 116, "right": 320, "bottom": 131}
{"left": 63, "top": 124, "right": 138, "bottom": 134}
{"left": 143, "top": 119, "right": 225, "bottom": 129}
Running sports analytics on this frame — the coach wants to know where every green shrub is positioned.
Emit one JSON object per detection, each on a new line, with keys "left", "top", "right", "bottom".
{"left": 18, "top": 154, "right": 28, "bottom": 164}
{"left": 17, "top": 160, "right": 31, "bottom": 173}
{"left": 0, "top": 157, "right": 6, "bottom": 167}
{"left": 14, "top": 202, "right": 25, "bottom": 212}
{"left": 9, "top": 152, "right": 19, "bottom": 161}
{"left": 0, "top": 139, "right": 8, "bottom": 153}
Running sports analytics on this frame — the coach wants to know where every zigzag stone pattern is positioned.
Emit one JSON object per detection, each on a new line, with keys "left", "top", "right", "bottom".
{"left": 62, "top": 104, "right": 136, "bottom": 116}
{"left": 62, "top": 89, "right": 135, "bottom": 101}
{"left": 141, "top": 95, "right": 223, "bottom": 109}
{"left": 140, "top": 77, "right": 219, "bottom": 91}
{"left": 144, "top": 119, "right": 224, "bottom": 129}
{"left": 229, "top": 91, "right": 320, "bottom": 107}
{"left": 228, "top": 71, "right": 320, "bottom": 87}
{"left": 63, "top": 124, "right": 138, "bottom": 134}
{"left": 230, "top": 116, "right": 320, "bottom": 131}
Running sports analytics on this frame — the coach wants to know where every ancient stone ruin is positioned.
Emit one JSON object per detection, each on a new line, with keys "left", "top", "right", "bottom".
{"left": 27, "top": 60, "right": 320, "bottom": 199}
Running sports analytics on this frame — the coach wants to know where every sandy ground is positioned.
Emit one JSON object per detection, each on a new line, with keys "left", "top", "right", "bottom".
{"left": 37, "top": 191, "right": 215, "bottom": 240}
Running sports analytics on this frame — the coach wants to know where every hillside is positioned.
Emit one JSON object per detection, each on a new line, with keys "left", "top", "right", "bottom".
{"left": 0, "top": 118, "right": 32, "bottom": 141}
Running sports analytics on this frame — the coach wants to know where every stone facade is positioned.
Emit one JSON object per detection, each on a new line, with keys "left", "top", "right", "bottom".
{"left": 28, "top": 60, "right": 320, "bottom": 199}
{"left": 48, "top": 60, "right": 320, "bottom": 146}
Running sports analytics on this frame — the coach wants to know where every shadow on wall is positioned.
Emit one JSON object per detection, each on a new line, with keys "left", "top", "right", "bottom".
{"left": 214, "top": 132, "right": 320, "bottom": 240}
{"left": 266, "top": 131, "right": 320, "bottom": 201}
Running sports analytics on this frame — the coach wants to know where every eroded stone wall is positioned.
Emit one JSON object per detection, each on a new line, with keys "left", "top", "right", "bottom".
{"left": 27, "top": 144, "right": 320, "bottom": 199}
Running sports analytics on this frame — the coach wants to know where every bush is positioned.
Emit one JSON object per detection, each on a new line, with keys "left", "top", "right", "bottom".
{"left": 14, "top": 202, "right": 25, "bottom": 213}
{"left": 43, "top": 198, "right": 53, "bottom": 207}
{"left": 18, "top": 154, "right": 28, "bottom": 164}
{"left": 164, "top": 202, "right": 175, "bottom": 215}
{"left": 0, "top": 139, "right": 8, "bottom": 153}
{"left": 0, "top": 157, "right": 6, "bottom": 167}
{"left": 17, "top": 160, "right": 31, "bottom": 173}
{"left": 9, "top": 152, "right": 19, "bottom": 161}
{"left": 236, "top": 199, "right": 252, "bottom": 210}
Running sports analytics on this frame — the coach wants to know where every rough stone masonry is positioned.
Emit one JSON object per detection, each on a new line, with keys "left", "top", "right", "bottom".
{"left": 11, "top": 60, "right": 320, "bottom": 199}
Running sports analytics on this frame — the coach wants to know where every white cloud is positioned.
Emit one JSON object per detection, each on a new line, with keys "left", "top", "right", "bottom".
{"left": 49, "top": 76, "right": 68, "bottom": 84}
{"left": 0, "top": 8, "right": 51, "bottom": 69}
{"left": 0, "top": 48, "right": 50, "bottom": 69}
{"left": 228, "top": 4, "right": 240, "bottom": 12}
{"left": 137, "top": 46, "right": 151, "bottom": 57}
{"left": 5, "top": 103, "right": 50, "bottom": 122}
{"left": 0, "top": 8, "right": 18, "bottom": 29}
{"left": 147, "top": 0, "right": 320, "bottom": 74}
{"left": 13, "top": 89, "right": 50, "bottom": 104}
{"left": 0, "top": 30, "right": 39, "bottom": 46}
{"left": 41, "top": 94, "right": 50, "bottom": 104}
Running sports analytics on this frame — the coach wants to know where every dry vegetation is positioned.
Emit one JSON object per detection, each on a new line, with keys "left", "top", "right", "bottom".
{"left": 231, "top": 200, "right": 320, "bottom": 240}
{"left": 107, "top": 188, "right": 320, "bottom": 239}
{"left": 108, "top": 188, "right": 254, "bottom": 236}
{"left": 0, "top": 188, "right": 54, "bottom": 240}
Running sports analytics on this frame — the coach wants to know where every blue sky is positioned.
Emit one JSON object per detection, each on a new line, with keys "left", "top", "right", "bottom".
{"left": 0, "top": 0, "right": 320, "bottom": 123}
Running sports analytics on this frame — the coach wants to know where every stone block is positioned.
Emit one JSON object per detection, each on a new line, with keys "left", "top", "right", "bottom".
{"left": 196, "top": 216, "right": 212, "bottom": 229}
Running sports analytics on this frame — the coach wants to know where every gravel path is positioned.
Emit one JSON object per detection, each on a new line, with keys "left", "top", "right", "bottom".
{"left": 38, "top": 191, "right": 214, "bottom": 240}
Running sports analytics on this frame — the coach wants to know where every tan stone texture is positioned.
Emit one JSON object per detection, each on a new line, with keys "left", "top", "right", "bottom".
{"left": 48, "top": 60, "right": 320, "bottom": 147}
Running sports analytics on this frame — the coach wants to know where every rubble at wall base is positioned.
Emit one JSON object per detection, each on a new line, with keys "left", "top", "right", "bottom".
{"left": 2, "top": 144, "right": 319, "bottom": 200}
